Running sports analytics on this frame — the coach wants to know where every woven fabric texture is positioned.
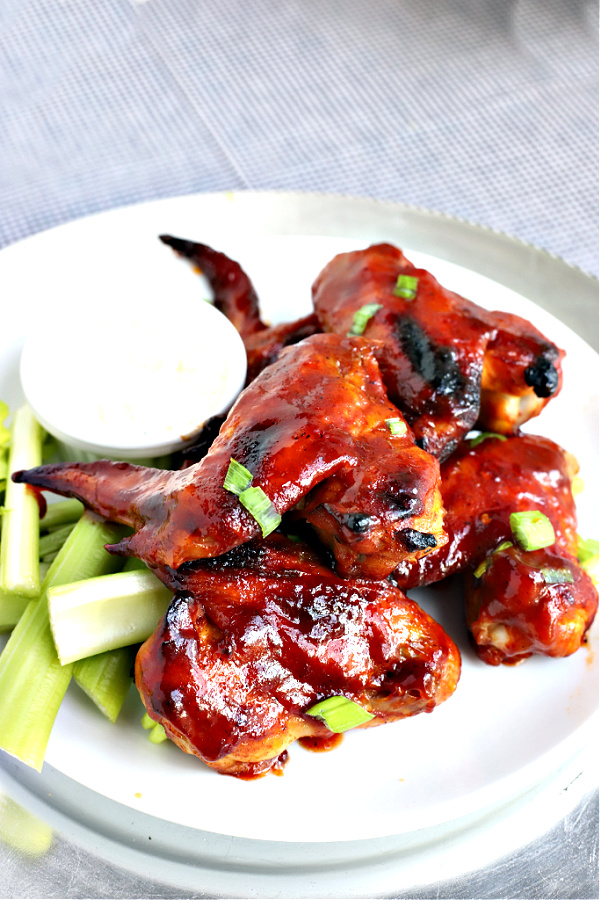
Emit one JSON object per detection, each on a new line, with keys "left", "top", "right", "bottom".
{"left": 1, "top": 0, "right": 597, "bottom": 273}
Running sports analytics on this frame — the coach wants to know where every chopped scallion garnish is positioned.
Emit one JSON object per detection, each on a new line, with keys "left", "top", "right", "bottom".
{"left": 495, "top": 541, "right": 513, "bottom": 554}
{"left": 473, "top": 541, "right": 514, "bottom": 579}
{"left": 223, "top": 458, "right": 253, "bottom": 495}
{"left": 473, "top": 558, "right": 491, "bottom": 579}
{"left": 347, "top": 303, "right": 382, "bottom": 336}
{"left": 393, "top": 274, "right": 419, "bottom": 300}
{"left": 385, "top": 417, "right": 407, "bottom": 437}
{"left": 510, "top": 511, "right": 555, "bottom": 551}
{"left": 223, "top": 459, "right": 281, "bottom": 537}
{"left": 238, "top": 485, "right": 281, "bottom": 537}
{"left": 541, "top": 567, "right": 575, "bottom": 585}
{"left": 469, "top": 432, "right": 508, "bottom": 448}
{"left": 306, "top": 696, "right": 374, "bottom": 732}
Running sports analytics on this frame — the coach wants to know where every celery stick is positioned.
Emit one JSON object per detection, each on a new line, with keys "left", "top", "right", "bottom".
{"left": 39, "top": 499, "right": 84, "bottom": 532}
{"left": 0, "top": 405, "right": 44, "bottom": 605}
{"left": 48, "top": 569, "right": 172, "bottom": 665}
{"left": 0, "top": 591, "right": 26, "bottom": 632}
{"left": 74, "top": 645, "right": 137, "bottom": 723}
{"left": 0, "top": 597, "right": 73, "bottom": 770}
{"left": 122, "top": 555, "right": 148, "bottom": 572}
{"left": 39, "top": 550, "right": 58, "bottom": 565}
{"left": 0, "top": 400, "right": 10, "bottom": 448}
{"left": 0, "top": 512, "right": 126, "bottom": 771}
{"left": 38, "top": 523, "right": 76, "bottom": 559}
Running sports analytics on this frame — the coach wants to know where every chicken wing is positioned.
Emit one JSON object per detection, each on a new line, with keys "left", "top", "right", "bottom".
{"left": 160, "top": 235, "right": 321, "bottom": 383}
{"left": 14, "top": 333, "right": 446, "bottom": 578}
{"left": 159, "top": 235, "right": 265, "bottom": 339}
{"left": 312, "top": 243, "right": 564, "bottom": 459}
{"left": 137, "top": 535, "right": 461, "bottom": 777}
{"left": 393, "top": 433, "right": 597, "bottom": 664}
{"left": 242, "top": 312, "right": 320, "bottom": 384}
{"left": 464, "top": 540, "right": 596, "bottom": 665}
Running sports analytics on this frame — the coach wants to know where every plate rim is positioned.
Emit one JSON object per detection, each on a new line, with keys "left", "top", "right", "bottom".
{"left": 0, "top": 191, "right": 597, "bottom": 860}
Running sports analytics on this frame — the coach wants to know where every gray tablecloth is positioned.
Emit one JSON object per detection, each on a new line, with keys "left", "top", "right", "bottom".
{"left": 0, "top": 1, "right": 598, "bottom": 898}
{"left": 1, "top": 0, "right": 598, "bottom": 274}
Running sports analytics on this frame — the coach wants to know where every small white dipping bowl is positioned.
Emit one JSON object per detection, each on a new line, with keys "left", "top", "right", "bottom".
{"left": 21, "top": 287, "right": 247, "bottom": 463}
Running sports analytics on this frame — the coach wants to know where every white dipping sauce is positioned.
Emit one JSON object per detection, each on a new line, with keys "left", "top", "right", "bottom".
{"left": 20, "top": 255, "right": 247, "bottom": 460}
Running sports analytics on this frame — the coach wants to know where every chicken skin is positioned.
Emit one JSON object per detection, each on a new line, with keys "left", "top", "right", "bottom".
{"left": 137, "top": 535, "right": 461, "bottom": 777}
{"left": 159, "top": 235, "right": 266, "bottom": 340}
{"left": 393, "top": 433, "right": 598, "bottom": 664}
{"left": 242, "top": 313, "right": 320, "bottom": 384}
{"left": 464, "top": 540, "right": 596, "bottom": 665}
{"left": 14, "top": 333, "right": 446, "bottom": 578}
{"left": 312, "top": 243, "right": 564, "bottom": 459}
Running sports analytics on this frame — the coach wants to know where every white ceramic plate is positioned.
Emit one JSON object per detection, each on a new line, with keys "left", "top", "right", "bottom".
{"left": 0, "top": 192, "right": 597, "bottom": 844}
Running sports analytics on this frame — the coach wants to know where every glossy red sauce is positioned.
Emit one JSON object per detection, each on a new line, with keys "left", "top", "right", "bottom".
{"left": 136, "top": 535, "right": 461, "bottom": 776}
{"left": 299, "top": 733, "right": 344, "bottom": 753}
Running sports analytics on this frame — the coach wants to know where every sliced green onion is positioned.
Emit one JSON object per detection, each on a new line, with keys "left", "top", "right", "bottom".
{"left": 48, "top": 568, "right": 172, "bottom": 665}
{"left": 306, "top": 696, "right": 375, "bottom": 732}
{"left": 0, "top": 405, "right": 44, "bottom": 605}
{"left": 541, "top": 567, "right": 575, "bottom": 585}
{"left": 473, "top": 540, "right": 514, "bottom": 579}
{"left": 385, "top": 417, "right": 407, "bottom": 437}
{"left": 347, "top": 303, "right": 383, "bottom": 336}
{"left": 473, "top": 557, "right": 491, "bottom": 579}
{"left": 393, "top": 274, "right": 419, "bottom": 300}
{"left": 73, "top": 645, "right": 137, "bottom": 723}
{"left": 223, "top": 458, "right": 253, "bottom": 495}
{"left": 223, "top": 459, "right": 281, "bottom": 537}
{"left": 238, "top": 485, "right": 281, "bottom": 537}
{"left": 510, "top": 511, "right": 555, "bottom": 551}
{"left": 495, "top": 541, "right": 513, "bottom": 554}
{"left": 0, "top": 512, "right": 126, "bottom": 770}
{"left": 469, "top": 432, "right": 508, "bottom": 448}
